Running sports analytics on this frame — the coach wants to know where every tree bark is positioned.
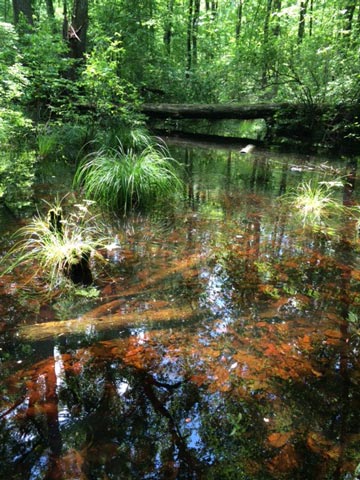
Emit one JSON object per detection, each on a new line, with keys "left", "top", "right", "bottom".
{"left": 4, "top": 0, "right": 10, "bottom": 21}
{"left": 235, "top": 0, "right": 243, "bottom": 42}
{"left": 298, "top": 0, "right": 309, "bottom": 44}
{"left": 186, "top": 0, "right": 193, "bottom": 75}
{"left": 272, "top": 0, "right": 281, "bottom": 37}
{"left": 211, "top": 0, "right": 217, "bottom": 19}
{"left": 12, "top": 0, "right": 33, "bottom": 25}
{"left": 163, "top": 0, "right": 174, "bottom": 54}
{"left": 343, "top": 0, "right": 357, "bottom": 38}
{"left": 192, "top": 0, "right": 200, "bottom": 67}
{"left": 261, "top": 0, "right": 272, "bottom": 87}
{"left": 67, "top": 0, "right": 88, "bottom": 59}
{"left": 45, "top": 0, "right": 55, "bottom": 18}
{"left": 142, "top": 102, "right": 290, "bottom": 120}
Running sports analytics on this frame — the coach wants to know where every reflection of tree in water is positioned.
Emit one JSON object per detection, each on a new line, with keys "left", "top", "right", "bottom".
{"left": 0, "top": 338, "right": 206, "bottom": 479}
{"left": 2, "top": 309, "right": 360, "bottom": 479}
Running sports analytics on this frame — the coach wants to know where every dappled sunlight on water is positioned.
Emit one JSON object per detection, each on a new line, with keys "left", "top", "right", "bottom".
{"left": 1, "top": 145, "right": 360, "bottom": 478}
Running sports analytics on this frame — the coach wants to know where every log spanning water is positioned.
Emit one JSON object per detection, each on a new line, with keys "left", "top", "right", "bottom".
{"left": 142, "top": 102, "right": 289, "bottom": 120}
{"left": 142, "top": 102, "right": 360, "bottom": 149}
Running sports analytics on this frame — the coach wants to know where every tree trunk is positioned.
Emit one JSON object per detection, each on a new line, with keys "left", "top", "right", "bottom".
{"left": 45, "top": 0, "right": 55, "bottom": 18}
{"left": 298, "top": 0, "right": 309, "bottom": 44}
{"left": 343, "top": 0, "right": 357, "bottom": 39}
{"left": 163, "top": 0, "right": 174, "bottom": 54}
{"left": 261, "top": 0, "right": 272, "bottom": 88}
{"left": 67, "top": 0, "right": 88, "bottom": 59}
{"left": 4, "top": 0, "right": 10, "bottom": 21}
{"left": 235, "top": 0, "right": 243, "bottom": 42}
{"left": 186, "top": 0, "right": 193, "bottom": 76}
{"left": 272, "top": 0, "right": 281, "bottom": 37}
{"left": 142, "top": 102, "right": 290, "bottom": 120}
{"left": 211, "top": 0, "right": 217, "bottom": 19}
{"left": 192, "top": 0, "right": 200, "bottom": 67}
{"left": 62, "top": 0, "right": 68, "bottom": 41}
{"left": 12, "top": 0, "right": 33, "bottom": 25}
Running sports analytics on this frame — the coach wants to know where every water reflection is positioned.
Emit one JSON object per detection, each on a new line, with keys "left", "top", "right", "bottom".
{"left": 1, "top": 144, "right": 360, "bottom": 478}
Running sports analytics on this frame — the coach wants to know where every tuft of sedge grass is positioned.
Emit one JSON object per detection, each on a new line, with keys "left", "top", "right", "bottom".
{"left": 0, "top": 199, "right": 110, "bottom": 288}
{"left": 74, "top": 137, "right": 183, "bottom": 213}
{"left": 281, "top": 179, "right": 347, "bottom": 227}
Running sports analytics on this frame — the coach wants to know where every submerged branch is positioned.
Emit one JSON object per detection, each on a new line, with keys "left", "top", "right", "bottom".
{"left": 17, "top": 305, "right": 196, "bottom": 342}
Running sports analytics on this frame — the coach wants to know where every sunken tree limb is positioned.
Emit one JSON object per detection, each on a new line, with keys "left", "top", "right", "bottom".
{"left": 17, "top": 304, "right": 196, "bottom": 342}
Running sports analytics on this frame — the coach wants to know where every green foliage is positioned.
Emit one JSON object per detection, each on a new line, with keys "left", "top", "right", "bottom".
{"left": 16, "top": 21, "right": 75, "bottom": 120}
{"left": 0, "top": 150, "right": 36, "bottom": 213}
{"left": 74, "top": 133, "right": 183, "bottom": 213}
{"left": 0, "top": 108, "right": 33, "bottom": 146}
{"left": 0, "top": 22, "right": 33, "bottom": 147}
{"left": 35, "top": 123, "right": 90, "bottom": 162}
{"left": 81, "top": 34, "right": 141, "bottom": 126}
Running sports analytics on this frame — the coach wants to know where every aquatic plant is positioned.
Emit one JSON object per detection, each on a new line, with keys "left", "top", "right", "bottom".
{"left": 281, "top": 179, "right": 348, "bottom": 230}
{"left": 74, "top": 135, "right": 183, "bottom": 213}
{"left": 1, "top": 199, "right": 110, "bottom": 287}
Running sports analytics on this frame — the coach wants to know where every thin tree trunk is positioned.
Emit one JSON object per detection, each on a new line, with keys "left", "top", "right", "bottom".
{"left": 235, "top": 0, "right": 243, "bottom": 42}
{"left": 4, "top": 0, "right": 9, "bottom": 21}
{"left": 163, "top": 0, "right": 174, "bottom": 54}
{"left": 261, "top": 0, "right": 272, "bottom": 88}
{"left": 272, "top": 0, "right": 281, "bottom": 93}
{"left": 211, "top": 0, "right": 217, "bottom": 19}
{"left": 62, "top": 0, "right": 68, "bottom": 40}
{"left": 298, "top": 0, "right": 309, "bottom": 44}
{"left": 192, "top": 0, "right": 200, "bottom": 67}
{"left": 186, "top": 0, "right": 193, "bottom": 76}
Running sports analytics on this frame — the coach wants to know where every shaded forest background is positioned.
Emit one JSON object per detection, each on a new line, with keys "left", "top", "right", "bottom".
{"left": 1, "top": 0, "right": 360, "bottom": 152}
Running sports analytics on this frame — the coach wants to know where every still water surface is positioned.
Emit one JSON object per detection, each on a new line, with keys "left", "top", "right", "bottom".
{"left": 1, "top": 139, "right": 360, "bottom": 479}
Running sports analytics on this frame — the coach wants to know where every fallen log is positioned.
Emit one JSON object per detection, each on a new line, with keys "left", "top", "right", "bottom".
{"left": 142, "top": 103, "right": 290, "bottom": 120}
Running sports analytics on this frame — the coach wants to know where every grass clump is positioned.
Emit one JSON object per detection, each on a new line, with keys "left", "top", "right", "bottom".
{"left": 1, "top": 199, "right": 110, "bottom": 288}
{"left": 281, "top": 179, "right": 353, "bottom": 234}
{"left": 74, "top": 133, "right": 183, "bottom": 213}
{"left": 291, "top": 180, "right": 343, "bottom": 224}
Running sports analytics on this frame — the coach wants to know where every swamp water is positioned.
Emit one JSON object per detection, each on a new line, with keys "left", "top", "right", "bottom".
{"left": 1, "top": 139, "right": 360, "bottom": 479}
